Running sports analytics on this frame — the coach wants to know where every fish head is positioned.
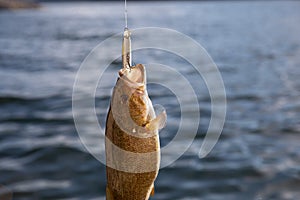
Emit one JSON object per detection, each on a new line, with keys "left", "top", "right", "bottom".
{"left": 112, "top": 64, "right": 149, "bottom": 132}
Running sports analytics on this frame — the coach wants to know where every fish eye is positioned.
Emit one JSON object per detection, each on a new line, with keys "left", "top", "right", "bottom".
{"left": 121, "top": 94, "right": 128, "bottom": 104}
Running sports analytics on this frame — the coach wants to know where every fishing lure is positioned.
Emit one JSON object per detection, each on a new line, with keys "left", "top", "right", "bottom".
{"left": 105, "top": 24, "right": 167, "bottom": 200}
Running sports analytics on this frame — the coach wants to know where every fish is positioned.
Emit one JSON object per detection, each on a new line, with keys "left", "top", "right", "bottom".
{"left": 105, "top": 64, "right": 167, "bottom": 200}
{"left": 105, "top": 28, "right": 167, "bottom": 200}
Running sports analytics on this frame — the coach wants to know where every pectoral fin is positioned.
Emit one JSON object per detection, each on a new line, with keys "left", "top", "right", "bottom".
{"left": 145, "top": 110, "right": 167, "bottom": 131}
{"left": 106, "top": 187, "right": 114, "bottom": 200}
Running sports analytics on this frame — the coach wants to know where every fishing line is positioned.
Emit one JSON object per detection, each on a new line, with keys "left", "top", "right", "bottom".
{"left": 124, "top": 0, "right": 128, "bottom": 28}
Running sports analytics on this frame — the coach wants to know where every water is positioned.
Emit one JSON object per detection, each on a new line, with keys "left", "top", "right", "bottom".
{"left": 1, "top": 1, "right": 300, "bottom": 199}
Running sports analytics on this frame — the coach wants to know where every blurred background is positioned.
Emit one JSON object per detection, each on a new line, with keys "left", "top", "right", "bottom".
{"left": 1, "top": 0, "right": 300, "bottom": 199}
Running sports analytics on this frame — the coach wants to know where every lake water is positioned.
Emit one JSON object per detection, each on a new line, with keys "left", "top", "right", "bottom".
{"left": 1, "top": 1, "right": 300, "bottom": 199}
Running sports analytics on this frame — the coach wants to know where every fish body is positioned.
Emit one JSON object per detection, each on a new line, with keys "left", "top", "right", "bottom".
{"left": 105, "top": 64, "right": 166, "bottom": 200}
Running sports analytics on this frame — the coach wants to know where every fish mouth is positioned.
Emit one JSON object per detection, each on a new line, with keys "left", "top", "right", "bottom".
{"left": 119, "top": 64, "right": 146, "bottom": 86}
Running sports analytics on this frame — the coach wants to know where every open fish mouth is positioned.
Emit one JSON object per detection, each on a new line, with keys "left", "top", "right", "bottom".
{"left": 119, "top": 64, "right": 146, "bottom": 86}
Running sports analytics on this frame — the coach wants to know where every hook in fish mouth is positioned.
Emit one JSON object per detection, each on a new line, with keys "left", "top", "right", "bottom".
{"left": 124, "top": 27, "right": 131, "bottom": 38}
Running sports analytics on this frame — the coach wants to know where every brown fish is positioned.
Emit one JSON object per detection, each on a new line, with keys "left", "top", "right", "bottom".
{"left": 105, "top": 63, "right": 166, "bottom": 200}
